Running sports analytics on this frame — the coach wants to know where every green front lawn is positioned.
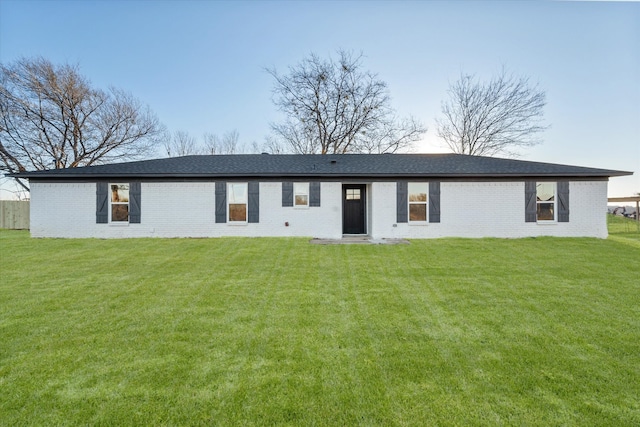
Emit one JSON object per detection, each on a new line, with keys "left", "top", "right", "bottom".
{"left": 1, "top": 229, "right": 638, "bottom": 425}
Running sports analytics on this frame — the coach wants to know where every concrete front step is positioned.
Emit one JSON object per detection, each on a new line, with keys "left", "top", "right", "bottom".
{"left": 309, "top": 236, "right": 410, "bottom": 245}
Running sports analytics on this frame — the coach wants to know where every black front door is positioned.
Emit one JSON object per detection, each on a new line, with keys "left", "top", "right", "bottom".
{"left": 343, "top": 184, "right": 366, "bottom": 234}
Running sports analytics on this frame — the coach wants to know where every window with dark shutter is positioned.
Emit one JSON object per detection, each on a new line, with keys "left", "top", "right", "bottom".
{"left": 408, "top": 182, "right": 428, "bottom": 222}
{"left": 215, "top": 182, "right": 227, "bottom": 223}
{"left": 293, "top": 182, "right": 309, "bottom": 207}
{"left": 397, "top": 181, "right": 408, "bottom": 223}
{"left": 228, "top": 183, "right": 248, "bottom": 222}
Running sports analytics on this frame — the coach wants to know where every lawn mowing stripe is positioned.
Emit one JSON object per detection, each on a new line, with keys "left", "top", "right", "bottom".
{"left": 1, "top": 230, "right": 638, "bottom": 426}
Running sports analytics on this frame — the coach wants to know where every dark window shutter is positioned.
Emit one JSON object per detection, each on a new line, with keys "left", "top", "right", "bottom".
{"left": 248, "top": 181, "right": 259, "bottom": 223}
{"left": 96, "top": 182, "right": 108, "bottom": 224}
{"left": 397, "top": 181, "right": 408, "bottom": 223}
{"left": 282, "top": 182, "right": 293, "bottom": 207}
{"left": 525, "top": 181, "right": 537, "bottom": 222}
{"left": 557, "top": 181, "right": 570, "bottom": 222}
{"left": 309, "top": 182, "right": 321, "bottom": 207}
{"left": 215, "top": 182, "right": 226, "bottom": 223}
{"left": 129, "top": 182, "right": 141, "bottom": 224}
{"left": 429, "top": 181, "right": 441, "bottom": 223}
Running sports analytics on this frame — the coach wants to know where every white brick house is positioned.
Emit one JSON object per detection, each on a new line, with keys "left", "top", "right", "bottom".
{"left": 9, "top": 154, "right": 631, "bottom": 239}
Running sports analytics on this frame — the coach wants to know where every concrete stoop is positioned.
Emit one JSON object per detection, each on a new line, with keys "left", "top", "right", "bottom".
{"left": 309, "top": 235, "right": 410, "bottom": 245}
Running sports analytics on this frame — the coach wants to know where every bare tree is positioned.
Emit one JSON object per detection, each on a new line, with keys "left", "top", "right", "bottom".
{"left": 436, "top": 69, "right": 547, "bottom": 157}
{"left": 221, "top": 129, "right": 240, "bottom": 154}
{"left": 260, "top": 136, "right": 287, "bottom": 154}
{"left": 161, "top": 129, "right": 245, "bottom": 157}
{"left": 248, "top": 140, "right": 261, "bottom": 154}
{"left": 202, "top": 133, "right": 219, "bottom": 155}
{"left": 0, "top": 57, "right": 164, "bottom": 188}
{"left": 356, "top": 116, "right": 424, "bottom": 154}
{"left": 267, "top": 50, "right": 426, "bottom": 154}
{"left": 164, "top": 130, "right": 201, "bottom": 157}
{"left": 203, "top": 130, "right": 241, "bottom": 154}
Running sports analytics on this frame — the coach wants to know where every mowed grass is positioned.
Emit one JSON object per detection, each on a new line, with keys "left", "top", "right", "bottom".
{"left": 1, "top": 227, "right": 639, "bottom": 426}
{"left": 608, "top": 214, "right": 640, "bottom": 244}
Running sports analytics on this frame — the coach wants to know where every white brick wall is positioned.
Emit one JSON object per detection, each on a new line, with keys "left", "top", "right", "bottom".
{"left": 370, "top": 181, "right": 609, "bottom": 239}
{"left": 31, "top": 183, "right": 96, "bottom": 238}
{"left": 29, "top": 180, "right": 609, "bottom": 239}
{"left": 30, "top": 181, "right": 343, "bottom": 239}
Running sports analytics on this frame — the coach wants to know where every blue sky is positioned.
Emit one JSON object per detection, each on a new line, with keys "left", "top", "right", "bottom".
{"left": 1, "top": 0, "right": 638, "bottom": 197}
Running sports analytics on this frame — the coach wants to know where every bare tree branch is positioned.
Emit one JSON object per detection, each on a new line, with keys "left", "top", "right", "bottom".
{"left": 267, "top": 50, "right": 426, "bottom": 154}
{"left": 202, "top": 130, "right": 242, "bottom": 155}
{"left": 164, "top": 130, "right": 201, "bottom": 157}
{"left": 436, "top": 68, "right": 548, "bottom": 157}
{"left": 0, "top": 57, "right": 164, "bottom": 179}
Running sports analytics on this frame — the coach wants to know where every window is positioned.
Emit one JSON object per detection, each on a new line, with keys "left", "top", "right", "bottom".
{"left": 345, "top": 188, "right": 361, "bottom": 200}
{"left": 282, "top": 182, "right": 321, "bottom": 207}
{"left": 294, "top": 182, "right": 309, "bottom": 207}
{"left": 110, "top": 184, "right": 129, "bottom": 222}
{"left": 97, "top": 182, "right": 140, "bottom": 224}
{"left": 408, "top": 182, "right": 428, "bottom": 223}
{"left": 536, "top": 182, "right": 556, "bottom": 221}
{"left": 228, "top": 183, "right": 248, "bottom": 222}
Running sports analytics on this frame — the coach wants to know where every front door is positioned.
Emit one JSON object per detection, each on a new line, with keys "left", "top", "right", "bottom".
{"left": 343, "top": 184, "right": 366, "bottom": 234}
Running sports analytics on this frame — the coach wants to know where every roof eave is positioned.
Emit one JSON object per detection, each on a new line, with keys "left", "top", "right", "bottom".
{"left": 15, "top": 171, "right": 633, "bottom": 180}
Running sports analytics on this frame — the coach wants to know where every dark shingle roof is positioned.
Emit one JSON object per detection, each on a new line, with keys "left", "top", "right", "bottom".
{"left": 8, "top": 153, "right": 632, "bottom": 179}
